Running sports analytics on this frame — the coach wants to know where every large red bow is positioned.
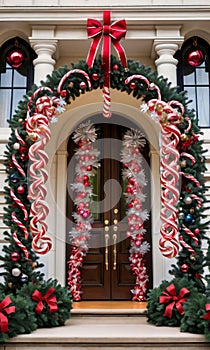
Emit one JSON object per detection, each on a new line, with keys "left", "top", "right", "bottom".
{"left": 0, "top": 296, "right": 16, "bottom": 333}
{"left": 32, "top": 287, "right": 58, "bottom": 315}
{"left": 159, "top": 283, "right": 190, "bottom": 319}
{"left": 203, "top": 304, "right": 210, "bottom": 320}
{"left": 86, "top": 11, "right": 127, "bottom": 88}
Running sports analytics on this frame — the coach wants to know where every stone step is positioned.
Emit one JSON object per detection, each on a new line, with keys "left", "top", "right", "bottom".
{"left": 6, "top": 315, "right": 210, "bottom": 350}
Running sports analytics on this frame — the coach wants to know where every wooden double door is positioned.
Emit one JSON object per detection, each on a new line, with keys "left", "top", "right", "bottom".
{"left": 66, "top": 121, "right": 152, "bottom": 300}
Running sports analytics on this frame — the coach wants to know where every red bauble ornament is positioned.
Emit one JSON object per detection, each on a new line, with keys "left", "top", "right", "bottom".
{"left": 60, "top": 90, "right": 67, "bottom": 98}
{"left": 130, "top": 82, "right": 136, "bottom": 90}
{"left": 181, "top": 264, "right": 189, "bottom": 273}
{"left": 113, "top": 64, "right": 119, "bottom": 70}
{"left": 6, "top": 49, "right": 25, "bottom": 68}
{"left": 11, "top": 252, "right": 20, "bottom": 262}
{"left": 83, "top": 175, "right": 89, "bottom": 182}
{"left": 92, "top": 73, "right": 99, "bottom": 81}
{"left": 17, "top": 185, "right": 25, "bottom": 194}
{"left": 186, "top": 48, "right": 204, "bottom": 67}
{"left": 80, "top": 82, "right": 86, "bottom": 89}
{"left": 87, "top": 165, "right": 92, "bottom": 171}
{"left": 84, "top": 181, "right": 90, "bottom": 187}
{"left": 20, "top": 153, "right": 29, "bottom": 162}
{"left": 194, "top": 228, "right": 200, "bottom": 235}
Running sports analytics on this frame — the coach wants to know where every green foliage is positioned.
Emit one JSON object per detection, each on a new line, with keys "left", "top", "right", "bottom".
{"left": 180, "top": 293, "right": 208, "bottom": 335}
{"left": 0, "top": 291, "right": 37, "bottom": 343}
{"left": 147, "top": 277, "right": 198, "bottom": 327}
{"left": 17, "top": 279, "right": 72, "bottom": 328}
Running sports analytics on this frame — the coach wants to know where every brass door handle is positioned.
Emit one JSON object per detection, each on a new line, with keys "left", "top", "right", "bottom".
{"left": 113, "top": 233, "right": 117, "bottom": 271}
{"left": 105, "top": 233, "right": 109, "bottom": 271}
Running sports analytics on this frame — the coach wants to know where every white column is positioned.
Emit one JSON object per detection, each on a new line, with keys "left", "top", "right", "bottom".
{"left": 30, "top": 39, "right": 58, "bottom": 85}
{"left": 153, "top": 26, "right": 184, "bottom": 87}
{"left": 55, "top": 148, "right": 68, "bottom": 285}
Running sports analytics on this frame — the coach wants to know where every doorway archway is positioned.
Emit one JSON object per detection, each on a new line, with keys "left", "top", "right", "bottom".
{"left": 66, "top": 114, "right": 153, "bottom": 300}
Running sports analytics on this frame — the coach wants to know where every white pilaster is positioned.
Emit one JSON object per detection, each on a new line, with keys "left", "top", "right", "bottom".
{"left": 30, "top": 40, "right": 58, "bottom": 85}
{"left": 29, "top": 26, "right": 58, "bottom": 85}
{"left": 153, "top": 26, "right": 184, "bottom": 87}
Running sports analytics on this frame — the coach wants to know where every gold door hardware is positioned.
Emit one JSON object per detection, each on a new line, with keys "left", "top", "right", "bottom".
{"left": 104, "top": 219, "right": 109, "bottom": 225}
{"left": 113, "top": 219, "right": 118, "bottom": 225}
{"left": 114, "top": 208, "right": 118, "bottom": 214}
{"left": 113, "top": 233, "right": 117, "bottom": 271}
{"left": 105, "top": 233, "right": 109, "bottom": 271}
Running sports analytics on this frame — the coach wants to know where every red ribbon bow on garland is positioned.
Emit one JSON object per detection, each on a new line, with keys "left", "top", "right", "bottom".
{"left": 159, "top": 283, "right": 190, "bottom": 319}
{"left": 0, "top": 296, "right": 16, "bottom": 333}
{"left": 203, "top": 304, "right": 210, "bottom": 320}
{"left": 86, "top": 10, "right": 127, "bottom": 88}
{"left": 32, "top": 288, "right": 58, "bottom": 315}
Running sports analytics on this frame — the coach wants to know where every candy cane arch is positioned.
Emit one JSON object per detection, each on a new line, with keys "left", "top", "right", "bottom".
{"left": 57, "top": 69, "right": 91, "bottom": 95}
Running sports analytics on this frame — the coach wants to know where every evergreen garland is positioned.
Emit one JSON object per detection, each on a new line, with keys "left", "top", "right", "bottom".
{"left": 0, "top": 55, "right": 209, "bottom": 340}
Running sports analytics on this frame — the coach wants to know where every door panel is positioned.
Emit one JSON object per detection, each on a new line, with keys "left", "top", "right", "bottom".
{"left": 66, "top": 119, "right": 152, "bottom": 300}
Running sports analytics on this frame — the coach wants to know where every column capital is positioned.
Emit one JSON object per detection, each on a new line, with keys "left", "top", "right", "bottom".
{"left": 29, "top": 39, "right": 58, "bottom": 66}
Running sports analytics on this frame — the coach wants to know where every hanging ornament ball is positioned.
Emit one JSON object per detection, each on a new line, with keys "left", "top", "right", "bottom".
{"left": 11, "top": 252, "right": 20, "bottom": 262}
{"left": 60, "top": 90, "right": 67, "bottom": 98}
{"left": 181, "top": 134, "right": 188, "bottom": 141}
{"left": 184, "top": 213, "right": 193, "bottom": 223}
{"left": 181, "top": 160, "right": 187, "bottom": 168}
{"left": 12, "top": 267, "right": 21, "bottom": 277}
{"left": 8, "top": 282, "right": 13, "bottom": 289}
{"left": 87, "top": 165, "right": 92, "bottom": 171}
{"left": 130, "top": 82, "right": 136, "bottom": 90}
{"left": 13, "top": 142, "right": 20, "bottom": 150}
{"left": 20, "top": 274, "right": 28, "bottom": 284}
{"left": 179, "top": 212, "right": 185, "bottom": 220}
{"left": 20, "top": 153, "right": 29, "bottom": 162}
{"left": 181, "top": 264, "right": 189, "bottom": 273}
{"left": 186, "top": 48, "right": 204, "bottom": 67}
{"left": 113, "top": 64, "right": 119, "bottom": 70}
{"left": 79, "top": 82, "right": 86, "bottom": 90}
{"left": 6, "top": 49, "right": 25, "bottom": 69}
{"left": 190, "top": 208, "right": 195, "bottom": 214}
{"left": 184, "top": 196, "right": 192, "bottom": 205}
{"left": 17, "top": 185, "right": 25, "bottom": 194}
{"left": 32, "top": 262, "right": 38, "bottom": 269}
{"left": 194, "top": 228, "right": 200, "bottom": 235}
{"left": 10, "top": 173, "right": 19, "bottom": 183}
{"left": 190, "top": 254, "right": 196, "bottom": 261}
{"left": 92, "top": 73, "right": 99, "bottom": 81}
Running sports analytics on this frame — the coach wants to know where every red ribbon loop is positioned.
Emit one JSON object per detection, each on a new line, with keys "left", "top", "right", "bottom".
{"left": 0, "top": 296, "right": 16, "bottom": 333}
{"left": 32, "top": 287, "right": 58, "bottom": 315}
{"left": 203, "top": 303, "right": 210, "bottom": 320}
{"left": 86, "top": 11, "right": 127, "bottom": 88}
{"left": 159, "top": 283, "right": 190, "bottom": 319}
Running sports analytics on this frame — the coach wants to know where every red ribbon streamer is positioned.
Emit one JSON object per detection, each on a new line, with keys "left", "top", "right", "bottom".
{"left": 32, "top": 288, "right": 58, "bottom": 315}
{"left": 86, "top": 11, "right": 127, "bottom": 88}
{"left": 159, "top": 283, "right": 190, "bottom": 318}
{"left": 203, "top": 304, "right": 210, "bottom": 320}
{"left": 0, "top": 296, "right": 16, "bottom": 333}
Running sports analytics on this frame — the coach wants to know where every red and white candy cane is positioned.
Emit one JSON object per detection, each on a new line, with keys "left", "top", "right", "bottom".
{"left": 180, "top": 172, "right": 200, "bottom": 187}
{"left": 159, "top": 123, "right": 181, "bottom": 258}
{"left": 182, "top": 226, "right": 199, "bottom": 246}
{"left": 13, "top": 231, "right": 29, "bottom": 259}
{"left": 12, "top": 211, "right": 29, "bottom": 259}
{"left": 179, "top": 234, "right": 196, "bottom": 255}
{"left": 102, "top": 86, "right": 111, "bottom": 118}
{"left": 15, "top": 129, "right": 26, "bottom": 146}
{"left": 26, "top": 109, "right": 52, "bottom": 254}
{"left": 10, "top": 189, "right": 28, "bottom": 221}
{"left": 168, "top": 100, "right": 185, "bottom": 115}
{"left": 57, "top": 69, "right": 91, "bottom": 94}
{"left": 67, "top": 246, "right": 85, "bottom": 301}
{"left": 185, "top": 116, "right": 192, "bottom": 132}
{"left": 125, "top": 74, "right": 150, "bottom": 89}
{"left": 191, "top": 194, "right": 202, "bottom": 209}
{"left": 149, "top": 82, "right": 162, "bottom": 100}
{"left": 180, "top": 152, "right": 196, "bottom": 165}
{"left": 12, "top": 154, "right": 26, "bottom": 177}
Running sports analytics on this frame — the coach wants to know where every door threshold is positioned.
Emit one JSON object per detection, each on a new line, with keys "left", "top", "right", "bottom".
{"left": 71, "top": 301, "right": 147, "bottom": 315}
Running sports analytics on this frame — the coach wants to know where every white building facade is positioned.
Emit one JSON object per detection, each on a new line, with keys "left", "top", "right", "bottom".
{"left": 0, "top": 2, "right": 210, "bottom": 298}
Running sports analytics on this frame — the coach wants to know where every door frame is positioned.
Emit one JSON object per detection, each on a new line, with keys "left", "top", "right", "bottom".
{"left": 44, "top": 98, "right": 172, "bottom": 290}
